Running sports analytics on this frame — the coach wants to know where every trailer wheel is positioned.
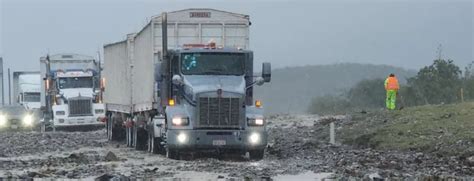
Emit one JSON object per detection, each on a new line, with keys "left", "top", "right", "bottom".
{"left": 249, "top": 149, "right": 265, "bottom": 161}
{"left": 133, "top": 125, "right": 147, "bottom": 151}
{"left": 107, "top": 117, "right": 113, "bottom": 141}
{"left": 126, "top": 127, "right": 133, "bottom": 147}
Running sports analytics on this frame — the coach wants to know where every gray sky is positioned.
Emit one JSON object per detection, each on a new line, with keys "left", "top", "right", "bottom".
{"left": 0, "top": 0, "right": 473, "bottom": 73}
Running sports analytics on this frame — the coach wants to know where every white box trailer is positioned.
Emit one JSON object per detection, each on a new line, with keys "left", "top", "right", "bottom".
{"left": 104, "top": 8, "right": 250, "bottom": 113}
{"left": 12, "top": 71, "right": 41, "bottom": 110}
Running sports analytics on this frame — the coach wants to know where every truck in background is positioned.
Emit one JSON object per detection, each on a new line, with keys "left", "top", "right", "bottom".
{"left": 103, "top": 9, "right": 271, "bottom": 160}
{"left": 12, "top": 71, "right": 41, "bottom": 110}
{"left": 40, "top": 54, "right": 106, "bottom": 131}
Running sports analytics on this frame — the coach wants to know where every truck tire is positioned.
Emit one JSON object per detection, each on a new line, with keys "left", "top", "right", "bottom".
{"left": 249, "top": 149, "right": 264, "bottom": 161}
{"left": 107, "top": 117, "right": 113, "bottom": 141}
{"left": 107, "top": 114, "right": 125, "bottom": 141}
{"left": 166, "top": 148, "right": 180, "bottom": 160}
{"left": 148, "top": 129, "right": 163, "bottom": 154}
{"left": 133, "top": 125, "right": 147, "bottom": 150}
{"left": 149, "top": 137, "right": 163, "bottom": 154}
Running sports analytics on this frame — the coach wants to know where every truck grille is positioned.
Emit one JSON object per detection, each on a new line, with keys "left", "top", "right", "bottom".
{"left": 68, "top": 98, "right": 93, "bottom": 117}
{"left": 198, "top": 97, "right": 240, "bottom": 128}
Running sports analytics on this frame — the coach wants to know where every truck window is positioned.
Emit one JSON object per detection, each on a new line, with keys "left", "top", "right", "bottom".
{"left": 181, "top": 53, "right": 245, "bottom": 75}
{"left": 58, "top": 77, "right": 93, "bottom": 89}
{"left": 23, "top": 92, "right": 41, "bottom": 102}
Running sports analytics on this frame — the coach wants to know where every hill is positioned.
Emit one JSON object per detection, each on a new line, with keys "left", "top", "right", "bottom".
{"left": 340, "top": 101, "right": 474, "bottom": 158}
{"left": 253, "top": 63, "right": 416, "bottom": 114}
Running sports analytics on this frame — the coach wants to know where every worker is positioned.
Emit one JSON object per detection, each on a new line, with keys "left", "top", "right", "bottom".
{"left": 384, "top": 73, "right": 399, "bottom": 110}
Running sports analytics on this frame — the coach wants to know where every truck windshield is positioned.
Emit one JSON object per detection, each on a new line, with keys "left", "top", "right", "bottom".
{"left": 24, "top": 92, "right": 40, "bottom": 102}
{"left": 58, "top": 77, "right": 93, "bottom": 89}
{"left": 181, "top": 53, "right": 245, "bottom": 75}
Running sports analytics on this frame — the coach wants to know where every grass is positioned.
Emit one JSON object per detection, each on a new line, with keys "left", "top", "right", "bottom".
{"left": 340, "top": 102, "right": 474, "bottom": 156}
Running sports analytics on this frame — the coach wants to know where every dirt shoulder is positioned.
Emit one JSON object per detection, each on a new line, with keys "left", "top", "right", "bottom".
{"left": 340, "top": 101, "right": 474, "bottom": 159}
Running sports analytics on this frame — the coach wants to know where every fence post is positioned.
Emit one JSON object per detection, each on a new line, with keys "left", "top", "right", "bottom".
{"left": 461, "top": 88, "right": 464, "bottom": 102}
{"left": 330, "top": 122, "right": 336, "bottom": 145}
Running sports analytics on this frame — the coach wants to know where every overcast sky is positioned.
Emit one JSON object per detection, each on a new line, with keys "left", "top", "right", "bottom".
{"left": 0, "top": 0, "right": 472, "bottom": 73}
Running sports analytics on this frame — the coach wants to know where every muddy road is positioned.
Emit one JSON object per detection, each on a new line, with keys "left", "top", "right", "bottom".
{"left": 0, "top": 115, "right": 471, "bottom": 180}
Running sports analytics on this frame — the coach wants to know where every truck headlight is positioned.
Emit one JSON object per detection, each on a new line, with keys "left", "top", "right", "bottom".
{"left": 55, "top": 111, "right": 65, "bottom": 116}
{"left": 247, "top": 118, "right": 264, "bottom": 126}
{"left": 0, "top": 115, "right": 7, "bottom": 127}
{"left": 172, "top": 117, "right": 189, "bottom": 126}
{"left": 249, "top": 133, "right": 260, "bottom": 144}
{"left": 177, "top": 133, "right": 187, "bottom": 143}
{"left": 23, "top": 115, "right": 33, "bottom": 127}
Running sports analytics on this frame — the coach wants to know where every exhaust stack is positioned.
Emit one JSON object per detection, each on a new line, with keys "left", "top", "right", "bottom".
{"left": 161, "top": 12, "right": 168, "bottom": 60}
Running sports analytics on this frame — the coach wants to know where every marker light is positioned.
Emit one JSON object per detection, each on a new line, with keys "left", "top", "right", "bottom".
{"left": 255, "top": 100, "right": 262, "bottom": 108}
{"left": 168, "top": 99, "right": 175, "bottom": 106}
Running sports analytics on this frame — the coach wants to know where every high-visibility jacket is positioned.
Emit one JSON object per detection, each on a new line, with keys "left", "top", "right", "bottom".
{"left": 385, "top": 76, "right": 399, "bottom": 90}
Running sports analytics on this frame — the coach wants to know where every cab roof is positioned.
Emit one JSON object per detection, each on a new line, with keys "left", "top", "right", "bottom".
{"left": 176, "top": 47, "right": 252, "bottom": 54}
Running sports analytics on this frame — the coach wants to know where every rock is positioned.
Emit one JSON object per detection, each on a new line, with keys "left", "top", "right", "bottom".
{"left": 4, "top": 171, "right": 13, "bottom": 178}
{"left": 217, "top": 175, "right": 225, "bottom": 179}
{"left": 66, "top": 171, "right": 76, "bottom": 178}
{"left": 466, "top": 156, "right": 474, "bottom": 166}
{"left": 27, "top": 171, "right": 48, "bottom": 178}
{"left": 104, "top": 151, "right": 120, "bottom": 162}
{"left": 368, "top": 172, "right": 384, "bottom": 181}
{"left": 68, "top": 153, "right": 89, "bottom": 164}
{"left": 55, "top": 170, "right": 67, "bottom": 176}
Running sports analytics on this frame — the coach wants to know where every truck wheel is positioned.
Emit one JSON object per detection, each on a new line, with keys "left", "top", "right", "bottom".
{"left": 134, "top": 126, "right": 147, "bottom": 150}
{"left": 249, "top": 149, "right": 265, "bottom": 161}
{"left": 107, "top": 118, "right": 113, "bottom": 141}
{"left": 151, "top": 137, "right": 164, "bottom": 154}
{"left": 166, "top": 148, "right": 180, "bottom": 160}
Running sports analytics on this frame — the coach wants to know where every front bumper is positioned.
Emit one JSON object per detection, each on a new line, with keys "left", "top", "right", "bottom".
{"left": 53, "top": 116, "right": 105, "bottom": 127}
{"left": 0, "top": 119, "right": 38, "bottom": 130}
{"left": 166, "top": 129, "right": 267, "bottom": 151}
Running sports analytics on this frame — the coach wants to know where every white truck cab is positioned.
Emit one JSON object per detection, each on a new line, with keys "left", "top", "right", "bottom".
{"left": 40, "top": 54, "right": 106, "bottom": 130}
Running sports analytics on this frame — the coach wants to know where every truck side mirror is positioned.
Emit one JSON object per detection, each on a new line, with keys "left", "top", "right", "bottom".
{"left": 172, "top": 75, "right": 183, "bottom": 85}
{"left": 262, "top": 62, "right": 271, "bottom": 82}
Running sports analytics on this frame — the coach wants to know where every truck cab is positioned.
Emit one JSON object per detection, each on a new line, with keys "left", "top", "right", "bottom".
{"left": 40, "top": 54, "right": 106, "bottom": 130}
{"left": 51, "top": 70, "right": 105, "bottom": 127}
{"left": 160, "top": 45, "right": 271, "bottom": 159}
{"left": 13, "top": 72, "right": 41, "bottom": 110}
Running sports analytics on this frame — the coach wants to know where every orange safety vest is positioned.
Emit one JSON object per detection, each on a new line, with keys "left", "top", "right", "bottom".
{"left": 385, "top": 77, "right": 399, "bottom": 90}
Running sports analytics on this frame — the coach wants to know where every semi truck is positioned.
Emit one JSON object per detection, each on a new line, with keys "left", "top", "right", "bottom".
{"left": 40, "top": 54, "right": 106, "bottom": 131}
{"left": 103, "top": 8, "right": 271, "bottom": 160}
{"left": 12, "top": 71, "right": 41, "bottom": 110}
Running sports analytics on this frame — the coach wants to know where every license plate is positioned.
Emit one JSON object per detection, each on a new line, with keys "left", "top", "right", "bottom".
{"left": 11, "top": 125, "right": 18, "bottom": 129}
{"left": 213, "top": 140, "right": 226, "bottom": 146}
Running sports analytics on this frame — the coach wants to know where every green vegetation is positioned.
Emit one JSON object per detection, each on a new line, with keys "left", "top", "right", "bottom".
{"left": 309, "top": 59, "right": 473, "bottom": 115}
{"left": 254, "top": 63, "right": 415, "bottom": 114}
{"left": 340, "top": 102, "right": 474, "bottom": 156}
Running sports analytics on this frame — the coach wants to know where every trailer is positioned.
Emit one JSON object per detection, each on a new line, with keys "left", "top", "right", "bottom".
{"left": 40, "top": 54, "right": 106, "bottom": 130}
{"left": 103, "top": 8, "right": 271, "bottom": 160}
